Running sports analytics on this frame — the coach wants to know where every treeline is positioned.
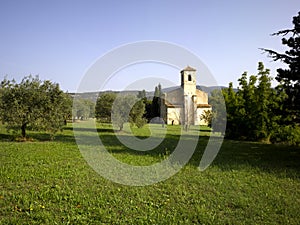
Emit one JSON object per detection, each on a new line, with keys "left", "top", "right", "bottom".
{"left": 0, "top": 73, "right": 163, "bottom": 138}
{"left": 94, "top": 84, "right": 163, "bottom": 130}
{"left": 208, "top": 12, "right": 300, "bottom": 145}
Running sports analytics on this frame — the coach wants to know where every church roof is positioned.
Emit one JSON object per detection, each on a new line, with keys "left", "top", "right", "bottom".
{"left": 181, "top": 65, "right": 196, "bottom": 72}
{"left": 197, "top": 104, "right": 211, "bottom": 108}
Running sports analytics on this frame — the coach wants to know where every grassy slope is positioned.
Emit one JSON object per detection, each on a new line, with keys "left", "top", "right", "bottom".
{"left": 0, "top": 123, "right": 300, "bottom": 224}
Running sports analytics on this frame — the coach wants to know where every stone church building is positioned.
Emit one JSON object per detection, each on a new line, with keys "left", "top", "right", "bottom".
{"left": 161, "top": 66, "right": 211, "bottom": 126}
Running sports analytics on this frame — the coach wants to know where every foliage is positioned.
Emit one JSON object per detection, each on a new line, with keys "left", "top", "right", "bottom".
{"left": 112, "top": 94, "right": 146, "bottom": 131}
{"left": 95, "top": 93, "right": 147, "bottom": 130}
{"left": 200, "top": 110, "right": 212, "bottom": 128}
{"left": 137, "top": 85, "right": 164, "bottom": 123}
{"left": 137, "top": 89, "right": 146, "bottom": 99}
{"left": 72, "top": 97, "right": 95, "bottom": 120}
{"left": 1, "top": 122, "right": 300, "bottom": 224}
{"left": 112, "top": 95, "right": 146, "bottom": 130}
{"left": 221, "top": 82, "right": 242, "bottom": 137}
{"left": 217, "top": 62, "right": 287, "bottom": 142}
{"left": 95, "top": 93, "right": 117, "bottom": 123}
{"left": 0, "top": 75, "right": 71, "bottom": 138}
{"left": 261, "top": 11, "right": 300, "bottom": 124}
{"left": 138, "top": 89, "right": 153, "bottom": 121}
{"left": 208, "top": 89, "right": 227, "bottom": 133}
{"left": 272, "top": 125, "right": 300, "bottom": 146}
{"left": 143, "top": 99, "right": 153, "bottom": 122}
{"left": 129, "top": 99, "right": 147, "bottom": 128}
{"left": 253, "top": 63, "right": 288, "bottom": 142}
{"left": 151, "top": 84, "right": 162, "bottom": 119}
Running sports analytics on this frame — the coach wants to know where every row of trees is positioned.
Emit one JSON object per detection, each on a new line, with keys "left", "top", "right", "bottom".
{"left": 208, "top": 12, "right": 300, "bottom": 145}
{"left": 94, "top": 84, "right": 163, "bottom": 131}
{"left": 0, "top": 74, "right": 163, "bottom": 138}
{"left": 95, "top": 93, "right": 147, "bottom": 130}
{"left": 72, "top": 97, "right": 95, "bottom": 120}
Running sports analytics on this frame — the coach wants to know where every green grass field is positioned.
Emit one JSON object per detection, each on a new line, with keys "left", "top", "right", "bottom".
{"left": 1, "top": 122, "right": 300, "bottom": 224}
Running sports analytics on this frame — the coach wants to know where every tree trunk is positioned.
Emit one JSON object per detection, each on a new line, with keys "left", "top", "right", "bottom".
{"left": 184, "top": 124, "right": 189, "bottom": 132}
{"left": 263, "top": 134, "right": 271, "bottom": 144}
{"left": 21, "top": 123, "right": 27, "bottom": 138}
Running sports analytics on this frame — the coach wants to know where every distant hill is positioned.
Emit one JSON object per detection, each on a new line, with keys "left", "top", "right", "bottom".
{"left": 155, "top": 85, "right": 229, "bottom": 97}
{"left": 69, "top": 85, "right": 229, "bottom": 101}
{"left": 159, "top": 85, "right": 227, "bottom": 95}
{"left": 69, "top": 90, "right": 140, "bottom": 102}
{"left": 196, "top": 85, "right": 228, "bottom": 95}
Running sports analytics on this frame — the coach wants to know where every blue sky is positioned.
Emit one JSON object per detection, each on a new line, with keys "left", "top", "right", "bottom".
{"left": 0, "top": 0, "right": 299, "bottom": 92}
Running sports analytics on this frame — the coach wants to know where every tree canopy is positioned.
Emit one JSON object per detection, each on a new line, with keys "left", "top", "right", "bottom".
{"left": 261, "top": 11, "right": 300, "bottom": 124}
{"left": 72, "top": 97, "right": 95, "bottom": 120}
{"left": 0, "top": 76, "right": 71, "bottom": 138}
{"left": 111, "top": 94, "right": 146, "bottom": 131}
{"left": 95, "top": 93, "right": 117, "bottom": 123}
{"left": 151, "top": 84, "right": 162, "bottom": 119}
{"left": 95, "top": 93, "right": 146, "bottom": 130}
{"left": 210, "top": 62, "right": 288, "bottom": 143}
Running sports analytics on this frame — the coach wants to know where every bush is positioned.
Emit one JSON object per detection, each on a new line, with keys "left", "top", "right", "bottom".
{"left": 134, "top": 117, "right": 147, "bottom": 128}
{"left": 272, "top": 125, "right": 300, "bottom": 146}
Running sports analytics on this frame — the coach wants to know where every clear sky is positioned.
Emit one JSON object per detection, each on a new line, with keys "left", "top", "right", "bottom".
{"left": 0, "top": 0, "right": 299, "bottom": 92}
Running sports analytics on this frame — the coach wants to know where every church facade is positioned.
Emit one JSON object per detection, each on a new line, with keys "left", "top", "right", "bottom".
{"left": 161, "top": 66, "right": 211, "bottom": 126}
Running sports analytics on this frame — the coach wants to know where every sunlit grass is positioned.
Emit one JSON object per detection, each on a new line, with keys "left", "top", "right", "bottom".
{"left": 0, "top": 122, "right": 300, "bottom": 224}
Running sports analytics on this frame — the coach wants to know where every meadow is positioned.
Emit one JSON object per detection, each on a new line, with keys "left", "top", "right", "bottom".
{"left": 0, "top": 122, "right": 300, "bottom": 224}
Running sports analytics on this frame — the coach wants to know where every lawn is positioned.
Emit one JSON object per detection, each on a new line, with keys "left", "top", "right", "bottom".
{"left": 0, "top": 122, "right": 300, "bottom": 224}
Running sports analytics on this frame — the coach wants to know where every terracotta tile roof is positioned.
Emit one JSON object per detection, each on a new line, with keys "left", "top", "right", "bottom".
{"left": 197, "top": 104, "right": 211, "bottom": 108}
{"left": 181, "top": 66, "right": 196, "bottom": 72}
{"left": 165, "top": 102, "right": 183, "bottom": 108}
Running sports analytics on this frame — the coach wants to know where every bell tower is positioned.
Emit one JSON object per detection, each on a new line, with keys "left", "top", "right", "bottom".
{"left": 181, "top": 66, "right": 197, "bottom": 96}
{"left": 180, "top": 66, "right": 197, "bottom": 126}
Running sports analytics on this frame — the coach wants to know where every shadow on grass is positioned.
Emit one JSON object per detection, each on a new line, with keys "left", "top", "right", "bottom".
{"left": 98, "top": 133, "right": 184, "bottom": 156}
{"left": 0, "top": 133, "right": 15, "bottom": 141}
{"left": 0, "top": 128, "right": 76, "bottom": 143}
{"left": 64, "top": 126, "right": 113, "bottom": 133}
{"left": 1, "top": 123, "right": 299, "bottom": 178}
{"left": 211, "top": 140, "right": 300, "bottom": 174}
{"left": 0, "top": 125, "right": 113, "bottom": 143}
{"left": 94, "top": 131, "right": 300, "bottom": 178}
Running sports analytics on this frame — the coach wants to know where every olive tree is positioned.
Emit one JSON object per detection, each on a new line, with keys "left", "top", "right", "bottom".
{"left": 0, "top": 76, "right": 71, "bottom": 138}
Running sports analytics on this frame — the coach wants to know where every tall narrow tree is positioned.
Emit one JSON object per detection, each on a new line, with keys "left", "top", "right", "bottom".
{"left": 151, "top": 84, "right": 162, "bottom": 119}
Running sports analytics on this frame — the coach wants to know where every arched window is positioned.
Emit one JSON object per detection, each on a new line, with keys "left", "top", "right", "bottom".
{"left": 188, "top": 74, "right": 192, "bottom": 81}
